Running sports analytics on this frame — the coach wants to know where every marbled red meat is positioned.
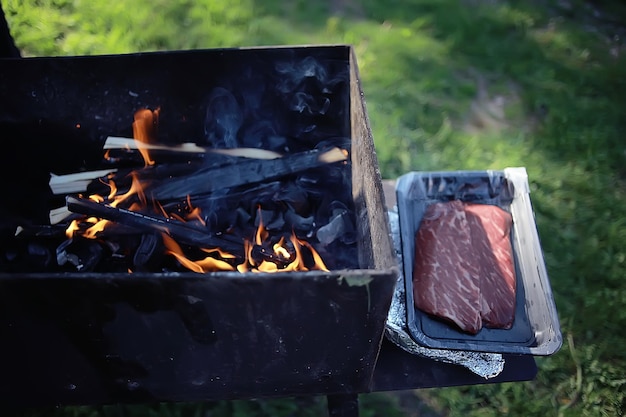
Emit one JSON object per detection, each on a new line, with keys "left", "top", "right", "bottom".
{"left": 464, "top": 203, "right": 516, "bottom": 329}
{"left": 412, "top": 200, "right": 482, "bottom": 334}
{"left": 412, "top": 200, "right": 515, "bottom": 334}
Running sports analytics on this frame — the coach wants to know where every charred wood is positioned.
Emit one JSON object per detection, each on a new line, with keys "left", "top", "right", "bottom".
{"left": 65, "top": 196, "right": 243, "bottom": 255}
{"left": 148, "top": 147, "right": 347, "bottom": 201}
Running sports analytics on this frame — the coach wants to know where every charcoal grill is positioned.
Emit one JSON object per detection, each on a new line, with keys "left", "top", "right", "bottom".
{"left": 0, "top": 45, "right": 538, "bottom": 416}
{"left": 0, "top": 44, "right": 399, "bottom": 406}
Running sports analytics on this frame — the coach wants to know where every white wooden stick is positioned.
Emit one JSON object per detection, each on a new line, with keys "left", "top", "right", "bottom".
{"left": 49, "top": 168, "right": 117, "bottom": 195}
{"left": 49, "top": 206, "right": 72, "bottom": 225}
{"left": 104, "top": 136, "right": 282, "bottom": 159}
{"left": 104, "top": 136, "right": 205, "bottom": 153}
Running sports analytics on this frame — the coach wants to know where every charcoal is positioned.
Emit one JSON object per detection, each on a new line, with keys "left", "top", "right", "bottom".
{"left": 284, "top": 207, "right": 315, "bottom": 232}
{"left": 56, "top": 238, "right": 104, "bottom": 271}
{"left": 56, "top": 239, "right": 76, "bottom": 266}
{"left": 133, "top": 233, "right": 162, "bottom": 271}
{"left": 272, "top": 182, "right": 310, "bottom": 213}
{"left": 27, "top": 242, "right": 54, "bottom": 269}
{"left": 254, "top": 209, "right": 284, "bottom": 231}
{"left": 235, "top": 207, "right": 252, "bottom": 226}
{"left": 316, "top": 211, "right": 351, "bottom": 246}
{"left": 0, "top": 237, "right": 58, "bottom": 272}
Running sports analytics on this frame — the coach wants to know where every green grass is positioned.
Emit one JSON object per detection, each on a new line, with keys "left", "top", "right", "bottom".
{"left": 3, "top": 0, "right": 626, "bottom": 416}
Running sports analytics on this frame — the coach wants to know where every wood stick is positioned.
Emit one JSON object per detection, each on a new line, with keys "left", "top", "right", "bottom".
{"left": 49, "top": 206, "right": 73, "bottom": 225}
{"left": 104, "top": 136, "right": 282, "bottom": 159}
{"left": 149, "top": 146, "right": 348, "bottom": 201}
{"left": 65, "top": 196, "right": 243, "bottom": 254}
{"left": 49, "top": 169, "right": 117, "bottom": 194}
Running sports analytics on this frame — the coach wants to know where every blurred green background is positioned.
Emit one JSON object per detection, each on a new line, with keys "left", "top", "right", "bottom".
{"left": 2, "top": 0, "right": 626, "bottom": 416}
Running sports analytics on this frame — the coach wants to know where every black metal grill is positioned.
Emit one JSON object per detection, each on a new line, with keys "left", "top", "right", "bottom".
{"left": 0, "top": 45, "right": 398, "bottom": 408}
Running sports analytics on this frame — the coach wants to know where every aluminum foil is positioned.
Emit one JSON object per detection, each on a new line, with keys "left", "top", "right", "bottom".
{"left": 385, "top": 210, "right": 505, "bottom": 379}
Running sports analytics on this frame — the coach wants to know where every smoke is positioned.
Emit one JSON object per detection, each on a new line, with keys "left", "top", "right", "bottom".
{"left": 204, "top": 87, "right": 243, "bottom": 148}
{"left": 202, "top": 55, "right": 349, "bottom": 153}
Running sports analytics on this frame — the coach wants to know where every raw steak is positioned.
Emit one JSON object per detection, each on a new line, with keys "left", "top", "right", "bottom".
{"left": 412, "top": 200, "right": 482, "bottom": 334}
{"left": 412, "top": 200, "right": 515, "bottom": 334}
{"left": 464, "top": 203, "right": 516, "bottom": 329}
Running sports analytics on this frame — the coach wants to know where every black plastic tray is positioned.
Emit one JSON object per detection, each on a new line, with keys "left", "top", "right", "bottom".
{"left": 396, "top": 168, "right": 562, "bottom": 355}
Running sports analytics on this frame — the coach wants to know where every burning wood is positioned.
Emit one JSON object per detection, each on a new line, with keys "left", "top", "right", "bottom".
{"left": 65, "top": 195, "right": 244, "bottom": 254}
{"left": 63, "top": 196, "right": 331, "bottom": 273}
{"left": 149, "top": 146, "right": 347, "bottom": 201}
{"left": 43, "top": 107, "right": 351, "bottom": 274}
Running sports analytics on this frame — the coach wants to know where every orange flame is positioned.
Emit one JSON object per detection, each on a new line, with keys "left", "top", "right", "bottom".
{"left": 65, "top": 219, "right": 80, "bottom": 239}
{"left": 89, "top": 194, "right": 104, "bottom": 203}
{"left": 237, "top": 240, "right": 254, "bottom": 273}
{"left": 132, "top": 107, "right": 160, "bottom": 167}
{"left": 255, "top": 210, "right": 268, "bottom": 245}
{"left": 110, "top": 172, "right": 146, "bottom": 208}
{"left": 201, "top": 247, "right": 236, "bottom": 259}
{"left": 162, "top": 234, "right": 234, "bottom": 272}
{"left": 163, "top": 210, "right": 329, "bottom": 274}
{"left": 233, "top": 209, "right": 329, "bottom": 273}
{"left": 106, "top": 179, "right": 118, "bottom": 200}
{"left": 293, "top": 235, "right": 329, "bottom": 272}
{"left": 67, "top": 173, "right": 147, "bottom": 240}
{"left": 84, "top": 218, "right": 110, "bottom": 239}
{"left": 185, "top": 195, "right": 206, "bottom": 226}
